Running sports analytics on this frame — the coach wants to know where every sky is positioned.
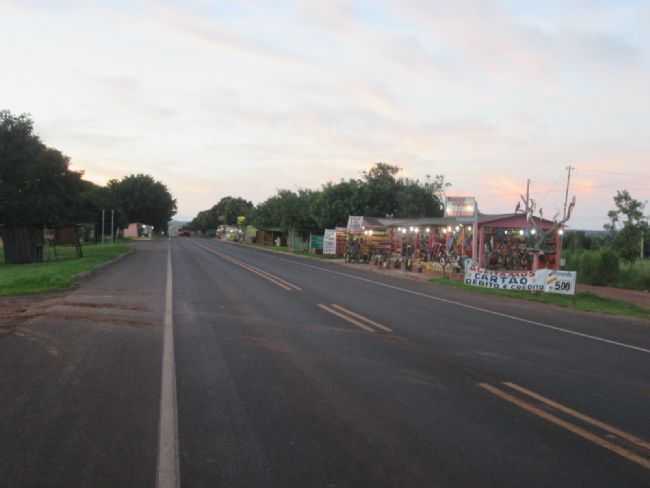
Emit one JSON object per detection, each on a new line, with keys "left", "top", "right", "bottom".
{"left": 1, "top": 0, "right": 649, "bottom": 229}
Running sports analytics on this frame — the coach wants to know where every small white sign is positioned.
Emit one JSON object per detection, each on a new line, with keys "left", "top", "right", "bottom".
{"left": 347, "top": 216, "right": 364, "bottom": 233}
{"left": 543, "top": 270, "right": 577, "bottom": 295}
{"left": 323, "top": 229, "right": 337, "bottom": 255}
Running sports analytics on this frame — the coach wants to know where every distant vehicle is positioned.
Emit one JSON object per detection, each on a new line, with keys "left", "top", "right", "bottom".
{"left": 178, "top": 230, "right": 191, "bottom": 237}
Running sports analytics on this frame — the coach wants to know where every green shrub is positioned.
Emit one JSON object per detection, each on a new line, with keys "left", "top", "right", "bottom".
{"left": 564, "top": 248, "right": 650, "bottom": 290}
{"left": 617, "top": 261, "right": 650, "bottom": 291}
{"left": 579, "top": 251, "right": 599, "bottom": 285}
{"left": 596, "top": 250, "right": 620, "bottom": 286}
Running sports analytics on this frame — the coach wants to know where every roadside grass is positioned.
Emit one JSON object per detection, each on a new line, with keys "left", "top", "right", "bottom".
{"left": 618, "top": 259, "right": 650, "bottom": 290}
{"left": 564, "top": 249, "right": 650, "bottom": 291}
{"left": 0, "top": 243, "right": 131, "bottom": 296}
{"left": 430, "top": 277, "right": 650, "bottom": 320}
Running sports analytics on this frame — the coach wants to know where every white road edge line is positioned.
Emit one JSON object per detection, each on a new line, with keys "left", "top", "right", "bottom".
{"left": 243, "top": 250, "right": 650, "bottom": 355}
{"left": 156, "top": 242, "right": 180, "bottom": 488}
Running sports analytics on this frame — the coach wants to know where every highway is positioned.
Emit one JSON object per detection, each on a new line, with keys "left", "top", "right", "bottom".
{"left": 1, "top": 238, "right": 648, "bottom": 487}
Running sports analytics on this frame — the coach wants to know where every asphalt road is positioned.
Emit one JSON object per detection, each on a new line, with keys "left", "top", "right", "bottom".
{"left": 0, "top": 238, "right": 648, "bottom": 487}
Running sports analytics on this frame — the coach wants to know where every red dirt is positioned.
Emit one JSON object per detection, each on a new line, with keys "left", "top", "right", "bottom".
{"left": 577, "top": 284, "right": 650, "bottom": 309}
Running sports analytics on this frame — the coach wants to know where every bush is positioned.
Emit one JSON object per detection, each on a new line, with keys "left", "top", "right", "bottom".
{"left": 577, "top": 251, "right": 599, "bottom": 285}
{"left": 564, "top": 249, "right": 617, "bottom": 286}
{"left": 618, "top": 261, "right": 650, "bottom": 291}
{"left": 595, "top": 250, "right": 620, "bottom": 286}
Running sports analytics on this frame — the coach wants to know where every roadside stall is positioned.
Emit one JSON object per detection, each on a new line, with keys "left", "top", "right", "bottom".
{"left": 346, "top": 215, "right": 476, "bottom": 272}
{"left": 476, "top": 214, "right": 562, "bottom": 271}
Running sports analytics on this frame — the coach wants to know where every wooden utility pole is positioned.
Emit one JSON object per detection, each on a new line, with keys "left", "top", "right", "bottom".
{"left": 517, "top": 179, "right": 533, "bottom": 235}
{"left": 525, "top": 179, "right": 531, "bottom": 213}
{"left": 563, "top": 166, "right": 574, "bottom": 220}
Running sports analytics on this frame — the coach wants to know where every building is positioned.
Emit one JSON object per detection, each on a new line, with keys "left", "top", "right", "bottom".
{"left": 346, "top": 212, "right": 563, "bottom": 272}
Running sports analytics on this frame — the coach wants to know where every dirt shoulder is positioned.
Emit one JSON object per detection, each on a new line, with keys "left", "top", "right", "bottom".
{"left": 577, "top": 284, "right": 650, "bottom": 310}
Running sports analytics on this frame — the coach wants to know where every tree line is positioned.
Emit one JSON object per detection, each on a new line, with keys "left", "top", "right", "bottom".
{"left": 189, "top": 163, "right": 449, "bottom": 232}
{"left": 0, "top": 110, "right": 177, "bottom": 264}
{"left": 563, "top": 190, "right": 649, "bottom": 264}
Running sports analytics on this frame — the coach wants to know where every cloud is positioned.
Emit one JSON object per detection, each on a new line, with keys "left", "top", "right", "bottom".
{"left": 1, "top": 0, "right": 648, "bottom": 228}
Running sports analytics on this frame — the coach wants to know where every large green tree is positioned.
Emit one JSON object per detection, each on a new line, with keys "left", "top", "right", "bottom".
{"left": 0, "top": 111, "right": 85, "bottom": 263}
{"left": 604, "top": 190, "right": 648, "bottom": 263}
{"left": 311, "top": 164, "right": 447, "bottom": 228}
{"left": 190, "top": 196, "right": 254, "bottom": 231}
{"left": 193, "top": 162, "right": 449, "bottom": 234}
{"left": 311, "top": 179, "right": 367, "bottom": 229}
{"left": 108, "top": 174, "right": 177, "bottom": 232}
{"left": 252, "top": 189, "right": 319, "bottom": 231}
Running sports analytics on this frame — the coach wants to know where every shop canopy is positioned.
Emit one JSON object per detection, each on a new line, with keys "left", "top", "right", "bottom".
{"left": 348, "top": 213, "right": 520, "bottom": 231}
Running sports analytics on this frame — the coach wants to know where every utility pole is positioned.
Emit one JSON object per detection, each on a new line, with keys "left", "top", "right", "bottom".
{"left": 526, "top": 178, "right": 531, "bottom": 231}
{"left": 525, "top": 179, "right": 530, "bottom": 212}
{"left": 101, "top": 209, "right": 105, "bottom": 244}
{"left": 110, "top": 209, "right": 115, "bottom": 243}
{"left": 563, "top": 165, "right": 574, "bottom": 220}
{"left": 642, "top": 234, "right": 645, "bottom": 261}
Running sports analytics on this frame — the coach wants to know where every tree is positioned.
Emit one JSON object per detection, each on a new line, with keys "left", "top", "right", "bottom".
{"left": 251, "top": 189, "right": 319, "bottom": 231}
{"left": 604, "top": 190, "right": 647, "bottom": 263}
{"left": 76, "top": 180, "right": 128, "bottom": 240}
{"left": 215, "top": 196, "right": 254, "bottom": 226}
{"left": 311, "top": 179, "right": 366, "bottom": 229}
{"left": 108, "top": 174, "right": 177, "bottom": 233}
{"left": 189, "top": 196, "right": 254, "bottom": 231}
{"left": 362, "top": 162, "right": 400, "bottom": 216}
{"left": 192, "top": 162, "right": 450, "bottom": 234}
{"left": 0, "top": 111, "right": 85, "bottom": 263}
{"left": 394, "top": 178, "right": 445, "bottom": 218}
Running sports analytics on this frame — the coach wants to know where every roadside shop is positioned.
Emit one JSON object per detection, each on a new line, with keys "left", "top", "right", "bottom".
{"left": 343, "top": 212, "right": 564, "bottom": 274}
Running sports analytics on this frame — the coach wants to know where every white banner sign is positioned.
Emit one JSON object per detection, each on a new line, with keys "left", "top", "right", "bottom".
{"left": 464, "top": 266, "right": 545, "bottom": 292}
{"left": 464, "top": 266, "right": 576, "bottom": 295}
{"left": 445, "top": 196, "right": 476, "bottom": 217}
{"left": 347, "top": 216, "right": 364, "bottom": 233}
{"left": 543, "top": 270, "right": 577, "bottom": 295}
{"left": 323, "top": 229, "right": 337, "bottom": 255}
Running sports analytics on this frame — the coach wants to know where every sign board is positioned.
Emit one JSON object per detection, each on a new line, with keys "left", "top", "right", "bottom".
{"left": 347, "top": 216, "right": 364, "bottom": 233}
{"left": 464, "top": 266, "right": 576, "bottom": 295}
{"left": 543, "top": 270, "right": 576, "bottom": 295}
{"left": 310, "top": 234, "right": 323, "bottom": 250}
{"left": 323, "top": 229, "right": 337, "bottom": 255}
{"left": 445, "top": 197, "right": 476, "bottom": 218}
{"left": 464, "top": 266, "right": 545, "bottom": 292}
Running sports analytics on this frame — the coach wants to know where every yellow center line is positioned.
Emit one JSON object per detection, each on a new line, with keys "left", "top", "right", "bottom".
{"left": 237, "top": 262, "right": 293, "bottom": 291}
{"left": 502, "top": 382, "right": 650, "bottom": 452}
{"left": 330, "top": 304, "right": 392, "bottom": 332}
{"left": 479, "top": 383, "right": 650, "bottom": 471}
{"left": 318, "top": 304, "right": 375, "bottom": 333}
{"left": 192, "top": 241, "right": 297, "bottom": 291}
{"left": 238, "top": 261, "right": 302, "bottom": 291}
